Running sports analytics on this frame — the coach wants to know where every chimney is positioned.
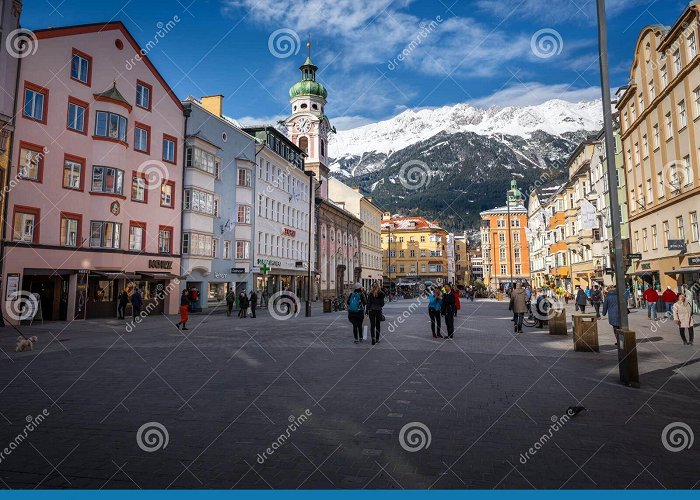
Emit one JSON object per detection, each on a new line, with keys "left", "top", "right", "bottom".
{"left": 201, "top": 95, "right": 224, "bottom": 117}
{"left": 382, "top": 212, "right": 391, "bottom": 221}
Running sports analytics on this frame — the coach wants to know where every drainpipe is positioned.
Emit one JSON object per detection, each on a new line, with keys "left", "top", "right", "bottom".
{"left": 180, "top": 104, "right": 191, "bottom": 283}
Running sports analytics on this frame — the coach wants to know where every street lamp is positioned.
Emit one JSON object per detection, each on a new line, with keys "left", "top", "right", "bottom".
{"left": 304, "top": 170, "right": 315, "bottom": 317}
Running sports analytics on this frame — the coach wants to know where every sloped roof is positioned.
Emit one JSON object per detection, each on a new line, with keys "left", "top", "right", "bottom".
{"left": 381, "top": 216, "right": 443, "bottom": 230}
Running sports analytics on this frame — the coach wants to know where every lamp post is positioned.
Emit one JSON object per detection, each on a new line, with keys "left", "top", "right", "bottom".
{"left": 387, "top": 222, "right": 392, "bottom": 301}
{"left": 304, "top": 170, "right": 315, "bottom": 317}
{"left": 507, "top": 195, "right": 514, "bottom": 291}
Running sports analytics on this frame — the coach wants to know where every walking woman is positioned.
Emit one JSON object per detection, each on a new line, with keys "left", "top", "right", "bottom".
{"left": 347, "top": 283, "right": 367, "bottom": 344}
{"left": 366, "top": 283, "right": 385, "bottom": 345}
{"left": 428, "top": 288, "right": 443, "bottom": 338}
{"left": 673, "top": 293, "right": 694, "bottom": 345}
{"left": 176, "top": 289, "right": 189, "bottom": 330}
{"left": 238, "top": 291, "right": 249, "bottom": 318}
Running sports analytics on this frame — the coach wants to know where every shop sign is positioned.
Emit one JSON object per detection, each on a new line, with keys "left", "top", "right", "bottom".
{"left": 640, "top": 263, "right": 651, "bottom": 270}
{"left": 214, "top": 273, "right": 228, "bottom": 279}
{"left": 668, "top": 240, "right": 686, "bottom": 252}
{"left": 282, "top": 228, "right": 297, "bottom": 237}
{"left": 110, "top": 200, "right": 120, "bottom": 216}
{"left": 257, "top": 258, "right": 282, "bottom": 267}
{"left": 5, "top": 273, "right": 19, "bottom": 301}
{"left": 148, "top": 259, "right": 172, "bottom": 269}
{"left": 231, "top": 268, "right": 246, "bottom": 273}
{"left": 627, "top": 253, "right": 642, "bottom": 260}
{"left": 295, "top": 261, "right": 304, "bottom": 268}
{"left": 687, "top": 256, "right": 700, "bottom": 266}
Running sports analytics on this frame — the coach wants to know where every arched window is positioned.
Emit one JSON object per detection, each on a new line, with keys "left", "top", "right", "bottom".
{"left": 312, "top": 104, "right": 318, "bottom": 110}
{"left": 298, "top": 136, "right": 309, "bottom": 154}
{"left": 321, "top": 224, "right": 326, "bottom": 239}
{"left": 320, "top": 140, "right": 325, "bottom": 157}
{"left": 301, "top": 103, "right": 308, "bottom": 109}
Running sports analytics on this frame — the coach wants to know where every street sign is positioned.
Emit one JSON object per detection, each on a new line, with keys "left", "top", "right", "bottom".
{"left": 688, "top": 256, "right": 700, "bottom": 266}
{"left": 668, "top": 240, "right": 686, "bottom": 252}
{"left": 627, "top": 253, "right": 642, "bottom": 260}
{"left": 231, "top": 268, "right": 246, "bottom": 273}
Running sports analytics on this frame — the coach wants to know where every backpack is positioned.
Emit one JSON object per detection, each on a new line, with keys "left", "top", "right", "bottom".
{"left": 592, "top": 290, "right": 602, "bottom": 302}
{"left": 348, "top": 292, "right": 363, "bottom": 313}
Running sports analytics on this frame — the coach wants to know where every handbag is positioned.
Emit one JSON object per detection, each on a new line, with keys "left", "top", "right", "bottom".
{"left": 380, "top": 313, "right": 386, "bottom": 322}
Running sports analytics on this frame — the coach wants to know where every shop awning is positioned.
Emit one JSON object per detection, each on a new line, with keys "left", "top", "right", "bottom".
{"left": 665, "top": 267, "right": 700, "bottom": 276}
{"left": 91, "top": 271, "right": 141, "bottom": 280}
{"left": 139, "top": 272, "right": 179, "bottom": 280}
{"left": 629, "top": 270, "right": 657, "bottom": 276}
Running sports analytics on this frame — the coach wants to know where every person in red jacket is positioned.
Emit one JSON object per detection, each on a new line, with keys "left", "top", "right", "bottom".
{"left": 453, "top": 285, "right": 461, "bottom": 317}
{"left": 642, "top": 287, "right": 659, "bottom": 320}
{"left": 661, "top": 286, "right": 678, "bottom": 317}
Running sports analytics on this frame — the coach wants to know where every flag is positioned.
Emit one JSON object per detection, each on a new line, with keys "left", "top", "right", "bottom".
{"left": 579, "top": 199, "right": 598, "bottom": 230}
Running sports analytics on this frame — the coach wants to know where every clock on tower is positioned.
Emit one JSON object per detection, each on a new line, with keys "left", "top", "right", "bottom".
{"left": 285, "top": 38, "right": 334, "bottom": 199}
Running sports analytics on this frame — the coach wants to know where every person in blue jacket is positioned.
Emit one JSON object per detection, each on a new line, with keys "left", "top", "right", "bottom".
{"left": 428, "top": 288, "right": 443, "bottom": 338}
{"left": 602, "top": 285, "right": 621, "bottom": 345}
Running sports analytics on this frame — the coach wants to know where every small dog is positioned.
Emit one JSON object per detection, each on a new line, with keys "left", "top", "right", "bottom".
{"left": 15, "top": 336, "right": 38, "bottom": 352}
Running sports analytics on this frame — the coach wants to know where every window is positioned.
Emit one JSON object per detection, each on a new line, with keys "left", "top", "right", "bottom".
{"left": 131, "top": 174, "right": 147, "bottom": 202}
{"left": 634, "top": 231, "right": 639, "bottom": 252}
{"left": 134, "top": 123, "right": 150, "bottom": 153}
{"left": 135, "top": 81, "right": 152, "bottom": 111}
{"left": 661, "top": 65, "right": 668, "bottom": 87}
{"left": 182, "top": 233, "right": 213, "bottom": 257}
{"left": 129, "top": 223, "right": 145, "bottom": 251}
{"left": 639, "top": 92, "right": 644, "bottom": 112}
{"left": 653, "top": 124, "right": 660, "bottom": 149}
{"left": 95, "top": 111, "right": 127, "bottom": 142}
{"left": 646, "top": 179, "right": 652, "bottom": 204}
{"left": 665, "top": 112, "right": 673, "bottom": 139}
{"left": 513, "top": 232, "right": 520, "bottom": 242}
{"left": 185, "top": 147, "right": 220, "bottom": 176}
{"left": 630, "top": 102, "right": 636, "bottom": 121}
{"left": 67, "top": 98, "right": 87, "bottom": 133}
{"left": 679, "top": 100, "right": 687, "bottom": 129}
{"left": 689, "top": 32, "right": 698, "bottom": 58}
{"left": 500, "top": 264, "right": 507, "bottom": 275}
{"left": 499, "top": 248, "right": 506, "bottom": 260}
{"left": 224, "top": 240, "right": 232, "bottom": 260}
{"left": 420, "top": 249, "right": 426, "bottom": 257}
{"left": 60, "top": 213, "right": 81, "bottom": 247}
{"left": 237, "top": 168, "right": 252, "bottom": 187}
{"left": 420, "top": 236, "right": 426, "bottom": 242}
{"left": 236, "top": 240, "right": 250, "bottom": 259}
{"left": 23, "top": 82, "right": 48, "bottom": 122}
{"left": 161, "top": 181, "right": 174, "bottom": 208}
{"left": 162, "top": 135, "right": 176, "bottom": 163}
{"left": 13, "top": 207, "right": 39, "bottom": 243}
{"left": 689, "top": 212, "right": 699, "bottom": 242}
{"left": 63, "top": 156, "right": 83, "bottom": 190}
{"left": 677, "top": 216, "right": 686, "bottom": 240}
{"left": 158, "top": 226, "right": 173, "bottom": 254}
{"left": 514, "top": 264, "right": 522, "bottom": 275}
{"left": 673, "top": 49, "right": 682, "bottom": 75}
{"left": 695, "top": 87, "right": 700, "bottom": 119}
{"left": 663, "top": 221, "right": 670, "bottom": 247}
{"left": 90, "top": 221, "right": 121, "bottom": 248}
{"left": 182, "top": 189, "right": 218, "bottom": 217}
{"left": 70, "top": 49, "right": 91, "bottom": 85}
{"left": 237, "top": 204, "right": 251, "bottom": 224}
{"left": 642, "top": 228, "right": 648, "bottom": 251}
{"left": 91, "top": 166, "right": 124, "bottom": 194}
{"left": 684, "top": 156, "right": 692, "bottom": 186}
{"left": 651, "top": 224, "right": 658, "bottom": 249}
{"left": 642, "top": 135, "right": 648, "bottom": 157}
{"left": 212, "top": 238, "right": 218, "bottom": 258}
{"left": 649, "top": 79, "right": 655, "bottom": 100}
{"left": 18, "top": 143, "right": 44, "bottom": 181}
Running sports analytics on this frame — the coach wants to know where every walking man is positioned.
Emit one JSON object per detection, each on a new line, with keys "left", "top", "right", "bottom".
{"left": 117, "top": 288, "right": 129, "bottom": 320}
{"left": 130, "top": 287, "right": 143, "bottom": 320}
{"left": 442, "top": 283, "right": 456, "bottom": 339}
{"left": 662, "top": 286, "right": 678, "bottom": 317}
{"left": 642, "top": 286, "right": 659, "bottom": 320}
{"left": 510, "top": 282, "right": 528, "bottom": 333}
{"left": 591, "top": 285, "right": 603, "bottom": 319}
{"left": 226, "top": 289, "right": 235, "bottom": 316}
{"left": 249, "top": 290, "right": 258, "bottom": 318}
{"left": 575, "top": 286, "right": 588, "bottom": 313}
{"left": 238, "top": 291, "right": 249, "bottom": 318}
{"left": 602, "top": 285, "right": 621, "bottom": 346}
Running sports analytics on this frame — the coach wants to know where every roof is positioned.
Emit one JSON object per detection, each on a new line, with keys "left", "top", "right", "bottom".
{"left": 34, "top": 21, "right": 183, "bottom": 110}
{"left": 381, "top": 216, "right": 444, "bottom": 231}
{"left": 480, "top": 205, "right": 527, "bottom": 216}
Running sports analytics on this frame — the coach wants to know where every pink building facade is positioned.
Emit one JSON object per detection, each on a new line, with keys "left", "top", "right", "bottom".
{"left": 2, "top": 22, "right": 184, "bottom": 322}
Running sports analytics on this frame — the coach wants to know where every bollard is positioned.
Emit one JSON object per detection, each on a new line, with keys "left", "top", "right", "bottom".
{"left": 572, "top": 313, "right": 599, "bottom": 352}
{"left": 548, "top": 308, "right": 567, "bottom": 335}
{"left": 323, "top": 299, "right": 331, "bottom": 313}
{"left": 617, "top": 328, "right": 640, "bottom": 388}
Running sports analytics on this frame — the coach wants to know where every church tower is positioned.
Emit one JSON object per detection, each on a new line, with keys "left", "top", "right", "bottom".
{"left": 285, "top": 38, "right": 333, "bottom": 199}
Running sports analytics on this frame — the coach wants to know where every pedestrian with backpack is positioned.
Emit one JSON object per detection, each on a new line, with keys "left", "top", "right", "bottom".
{"left": 347, "top": 283, "right": 367, "bottom": 344}
{"left": 591, "top": 285, "right": 603, "bottom": 319}
{"left": 366, "top": 282, "right": 386, "bottom": 345}
{"left": 428, "top": 288, "right": 443, "bottom": 338}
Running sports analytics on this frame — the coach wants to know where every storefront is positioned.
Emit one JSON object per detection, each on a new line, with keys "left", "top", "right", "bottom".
{"left": 253, "top": 258, "right": 309, "bottom": 302}
{"left": 666, "top": 255, "right": 700, "bottom": 314}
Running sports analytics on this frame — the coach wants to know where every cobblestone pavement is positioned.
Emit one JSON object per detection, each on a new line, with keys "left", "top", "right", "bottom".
{"left": 0, "top": 298, "right": 698, "bottom": 489}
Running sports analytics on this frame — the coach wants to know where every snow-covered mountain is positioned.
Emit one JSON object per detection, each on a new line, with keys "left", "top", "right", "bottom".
{"left": 327, "top": 99, "right": 603, "bottom": 231}
{"left": 329, "top": 99, "right": 602, "bottom": 177}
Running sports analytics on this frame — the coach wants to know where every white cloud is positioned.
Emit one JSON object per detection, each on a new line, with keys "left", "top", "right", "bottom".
{"left": 475, "top": 0, "right": 652, "bottom": 23}
{"left": 468, "top": 82, "right": 601, "bottom": 107}
{"left": 330, "top": 115, "right": 377, "bottom": 130}
{"left": 236, "top": 113, "right": 288, "bottom": 127}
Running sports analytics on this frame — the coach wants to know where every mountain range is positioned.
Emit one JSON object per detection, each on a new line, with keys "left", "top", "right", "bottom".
{"left": 328, "top": 99, "right": 604, "bottom": 233}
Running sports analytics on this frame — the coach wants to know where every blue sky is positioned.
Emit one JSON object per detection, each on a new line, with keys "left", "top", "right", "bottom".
{"left": 22, "top": 0, "right": 685, "bottom": 130}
